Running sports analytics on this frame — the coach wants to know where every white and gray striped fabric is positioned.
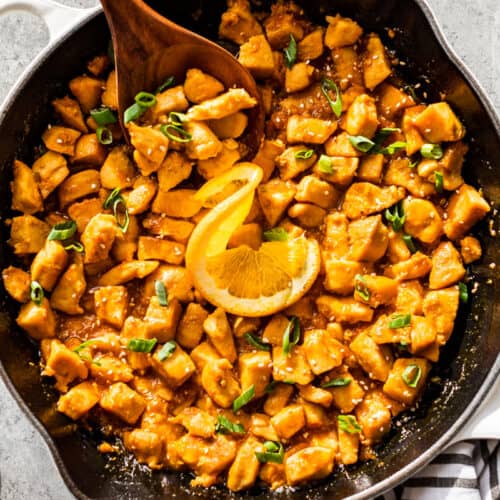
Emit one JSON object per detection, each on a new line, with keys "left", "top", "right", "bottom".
{"left": 378, "top": 440, "right": 500, "bottom": 500}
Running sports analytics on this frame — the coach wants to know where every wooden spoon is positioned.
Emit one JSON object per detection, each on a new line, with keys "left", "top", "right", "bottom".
{"left": 100, "top": 0, "right": 264, "bottom": 156}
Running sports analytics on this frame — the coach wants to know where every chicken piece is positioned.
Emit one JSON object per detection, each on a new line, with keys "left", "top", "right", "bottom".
{"left": 146, "top": 85, "right": 189, "bottom": 122}
{"left": 101, "top": 70, "right": 118, "bottom": 109}
{"left": 67, "top": 198, "right": 103, "bottom": 233}
{"left": 252, "top": 139, "right": 285, "bottom": 182}
{"left": 298, "top": 28, "right": 324, "bottom": 61}
{"left": 288, "top": 203, "right": 326, "bottom": 228}
{"left": 286, "top": 116, "right": 336, "bottom": 145}
{"left": 285, "top": 447, "right": 334, "bottom": 486}
{"left": 86, "top": 54, "right": 109, "bottom": 76}
{"left": 263, "top": 383, "right": 294, "bottom": 417}
{"left": 16, "top": 298, "right": 56, "bottom": 340}
{"left": 143, "top": 265, "right": 194, "bottom": 302}
{"left": 261, "top": 314, "right": 290, "bottom": 345}
{"left": 338, "top": 423, "right": 359, "bottom": 465}
{"left": 203, "top": 308, "right": 237, "bottom": 362}
{"left": 50, "top": 259, "right": 86, "bottom": 315}
{"left": 184, "top": 68, "right": 224, "bottom": 104}
{"left": 123, "top": 176, "right": 158, "bottom": 215}
{"left": 385, "top": 158, "right": 435, "bottom": 198}
{"left": 350, "top": 332, "right": 393, "bottom": 381}
{"left": 285, "top": 63, "right": 315, "bottom": 93}
{"left": 151, "top": 343, "right": 196, "bottom": 388}
{"left": 429, "top": 241, "right": 465, "bottom": 289}
{"left": 295, "top": 175, "right": 339, "bottom": 209}
{"left": 348, "top": 215, "right": 389, "bottom": 262}
{"left": 386, "top": 228, "right": 412, "bottom": 264}
{"left": 154, "top": 151, "right": 192, "bottom": 192}
{"left": 184, "top": 121, "right": 223, "bottom": 160}
{"left": 238, "top": 34, "right": 275, "bottom": 79}
{"left": 385, "top": 252, "right": 433, "bottom": 281}
{"left": 123, "top": 429, "right": 165, "bottom": 469}
{"left": 176, "top": 303, "right": 208, "bottom": 349}
{"left": 316, "top": 295, "right": 374, "bottom": 324}
{"left": 129, "top": 122, "right": 169, "bottom": 172}
{"left": 30, "top": 240, "right": 68, "bottom": 291}
{"left": 42, "top": 125, "right": 81, "bottom": 156}
{"left": 369, "top": 313, "right": 411, "bottom": 345}
{"left": 363, "top": 34, "right": 392, "bottom": 90}
{"left": 303, "top": 329, "right": 345, "bottom": 375}
{"left": 137, "top": 236, "right": 185, "bottom": 265}
{"left": 327, "top": 374, "right": 365, "bottom": 413}
{"left": 325, "top": 14, "right": 362, "bottom": 49}
{"left": 69, "top": 75, "right": 103, "bottom": 112}
{"left": 10, "top": 160, "right": 43, "bottom": 214}
{"left": 383, "top": 357, "right": 430, "bottom": 406}
{"left": 209, "top": 112, "right": 248, "bottom": 140}
{"left": 228, "top": 223, "right": 262, "bottom": 250}
{"left": 2, "top": 266, "right": 30, "bottom": 303}
{"left": 144, "top": 296, "right": 182, "bottom": 342}
{"left": 342, "top": 94, "right": 378, "bottom": 139}
{"left": 99, "top": 146, "right": 135, "bottom": 190}
{"left": 187, "top": 89, "right": 257, "bottom": 121}
{"left": 227, "top": 437, "right": 261, "bottom": 492}
{"left": 444, "top": 184, "right": 490, "bottom": 240}
{"left": 218, "top": 0, "right": 263, "bottom": 44}
{"left": 313, "top": 156, "right": 360, "bottom": 186}
{"left": 201, "top": 358, "right": 240, "bottom": 408}
{"left": 271, "top": 404, "right": 305, "bottom": 439}
{"left": 394, "top": 281, "right": 423, "bottom": 316}
{"left": 172, "top": 407, "right": 215, "bottom": 438}
{"left": 342, "top": 182, "right": 405, "bottom": 219}
{"left": 323, "top": 212, "right": 349, "bottom": 255}
{"left": 191, "top": 342, "right": 221, "bottom": 371}
{"left": 297, "top": 384, "right": 333, "bottom": 408}
{"left": 52, "top": 95, "right": 88, "bottom": 133}
{"left": 263, "top": 1, "right": 306, "bottom": 48}
{"left": 438, "top": 141, "right": 467, "bottom": 190}
{"left": 257, "top": 178, "right": 296, "bottom": 226}
{"left": 272, "top": 346, "right": 314, "bottom": 385}
{"left": 32, "top": 152, "right": 69, "bottom": 199}
{"left": 142, "top": 214, "right": 194, "bottom": 244}
{"left": 323, "top": 256, "right": 369, "bottom": 295}
{"left": 111, "top": 212, "right": 139, "bottom": 261}
{"left": 276, "top": 146, "right": 317, "bottom": 181}
{"left": 71, "top": 133, "right": 107, "bottom": 165}
{"left": 58, "top": 169, "right": 101, "bottom": 207}
{"left": 376, "top": 83, "right": 415, "bottom": 119}
{"left": 57, "top": 381, "right": 100, "bottom": 420}
{"left": 353, "top": 275, "right": 398, "bottom": 308}
{"left": 459, "top": 236, "right": 482, "bottom": 264}
{"left": 100, "top": 382, "right": 146, "bottom": 424}
{"left": 403, "top": 198, "right": 443, "bottom": 245}
{"left": 239, "top": 351, "right": 272, "bottom": 398}
{"left": 423, "top": 287, "right": 459, "bottom": 344}
{"left": 94, "top": 286, "right": 128, "bottom": 329}
{"left": 81, "top": 214, "right": 120, "bottom": 264}
{"left": 409, "top": 316, "right": 437, "bottom": 354}
{"left": 197, "top": 139, "right": 241, "bottom": 179}
{"left": 402, "top": 104, "right": 426, "bottom": 155}
{"left": 413, "top": 102, "right": 465, "bottom": 143}
{"left": 325, "top": 131, "right": 362, "bottom": 157}
{"left": 260, "top": 462, "right": 286, "bottom": 490}
{"left": 98, "top": 260, "right": 159, "bottom": 286}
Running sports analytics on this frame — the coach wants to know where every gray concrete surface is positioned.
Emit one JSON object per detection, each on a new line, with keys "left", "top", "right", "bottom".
{"left": 0, "top": 1, "right": 498, "bottom": 499}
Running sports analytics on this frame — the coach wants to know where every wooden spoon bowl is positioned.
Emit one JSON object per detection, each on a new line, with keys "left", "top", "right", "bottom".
{"left": 100, "top": 0, "right": 264, "bottom": 156}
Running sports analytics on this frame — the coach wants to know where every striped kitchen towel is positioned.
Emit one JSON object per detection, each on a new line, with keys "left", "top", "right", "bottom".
{"left": 379, "top": 440, "right": 500, "bottom": 500}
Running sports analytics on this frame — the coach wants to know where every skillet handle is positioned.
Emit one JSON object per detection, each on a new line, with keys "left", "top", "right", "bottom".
{"left": 0, "top": 0, "right": 100, "bottom": 45}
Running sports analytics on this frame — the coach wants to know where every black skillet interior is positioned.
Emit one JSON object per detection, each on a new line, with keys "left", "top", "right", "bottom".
{"left": 0, "top": 1, "right": 498, "bottom": 499}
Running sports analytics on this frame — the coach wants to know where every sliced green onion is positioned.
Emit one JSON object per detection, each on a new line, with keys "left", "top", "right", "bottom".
{"left": 420, "top": 143, "right": 443, "bottom": 160}
{"left": 388, "top": 313, "right": 411, "bottom": 329}
{"left": 113, "top": 197, "right": 129, "bottom": 233}
{"left": 434, "top": 171, "right": 444, "bottom": 193}
{"left": 402, "top": 364, "right": 422, "bottom": 388}
{"left": 377, "top": 127, "right": 401, "bottom": 137}
{"left": 379, "top": 141, "right": 407, "bottom": 155}
{"left": 155, "top": 280, "right": 168, "bottom": 306}
{"left": 127, "top": 338, "right": 157, "bottom": 353}
{"left": 348, "top": 135, "right": 375, "bottom": 153}
{"left": 403, "top": 84, "right": 418, "bottom": 101}
{"left": 459, "top": 282, "right": 469, "bottom": 304}
{"left": 169, "top": 111, "right": 188, "bottom": 126}
{"left": 282, "top": 316, "right": 300, "bottom": 355}
{"left": 385, "top": 203, "right": 406, "bottom": 232}
{"left": 63, "top": 241, "right": 84, "bottom": 253}
{"left": 155, "top": 75, "right": 175, "bottom": 94}
{"left": 215, "top": 415, "right": 245, "bottom": 435}
{"left": 320, "top": 78, "right": 342, "bottom": 118}
{"left": 135, "top": 91, "right": 156, "bottom": 108}
{"left": 318, "top": 154, "right": 334, "bottom": 174}
{"left": 322, "top": 377, "right": 351, "bottom": 388}
{"left": 103, "top": 187, "right": 122, "bottom": 209}
{"left": 338, "top": 415, "right": 362, "bottom": 434}
{"left": 294, "top": 148, "right": 314, "bottom": 160}
{"left": 264, "top": 380, "right": 295, "bottom": 394}
{"left": 402, "top": 234, "right": 417, "bottom": 253}
{"left": 263, "top": 227, "right": 288, "bottom": 241}
{"left": 160, "top": 124, "right": 193, "bottom": 143}
{"left": 354, "top": 274, "right": 371, "bottom": 302}
{"left": 48, "top": 220, "right": 77, "bottom": 241}
{"left": 244, "top": 333, "right": 271, "bottom": 351}
{"left": 409, "top": 159, "right": 419, "bottom": 168}
{"left": 157, "top": 340, "right": 177, "bottom": 361}
{"left": 255, "top": 441, "right": 285, "bottom": 464}
{"left": 30, "top": 281, "right": 44, "bottom": 306}
{"left": 96, "top": 126, "right": 113, "bottom": 145}
{"left": 233, "top": 384, "right": 255, "bottom": 412}
{"left": 124, "top": 102, "right": 146, "bottom": 124}
{"left": 284, "top": 33, "right": 297, "bottom": 69}
{"left": 90, "top": 107, "right": 117, "bottom": 126}
{"left": 73, "top": 339, "right": 97, "bottom": 354}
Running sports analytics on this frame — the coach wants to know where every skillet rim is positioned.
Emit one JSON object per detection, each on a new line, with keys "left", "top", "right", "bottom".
{"left": 0, "top": 2, "right": 498, "bottom": 499}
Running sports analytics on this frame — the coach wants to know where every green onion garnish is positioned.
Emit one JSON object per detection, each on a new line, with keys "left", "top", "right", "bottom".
{"left": 244, "top": 333, "right": 271, "bottom": 351}
{"left": 354, "top": 275, "right": 371, "bottom": 302}
{"left": 318, "top": 154, "right": 334, "bottom": 173}
{"left": 73, "top": 339, "right": 97, "bottom": 354}
{"left": 90, "top": 107, "right": 117, "bottom": 126}
{"left": 434, "top": 171, "right": 444, "bottom": 193}
{"left": 402, "top": 234, "right": 417, "bottom": 253}
{"left": 96, "top": 126, "right": 113, "bottom": 145}
{"left": 388, "top": 313, "right": 411, "bottom": 329}
{"left": 409, "top": 159, "right": 419, "bottom": 168}
{"left": 282, "top": 316, "right": 300, "bottom": 355}
{"left": 112, "top": 197, "right": 129, "bottom": 233}
{"left": 402, "top": 364, "right": 422, "bottom": 388}
{"left": 169, "top": 111, "right": 188, "bottom": 125}
{"left": 294, "top": 148, "right": 314, "bottom": 160}
{"left": 124, "top": 102, "right": 145, "bottom": 124}
{"left": 48, "top": 220, "right": 77, "bottom": 241}
{"left": 385, "top": 202, "right": 406, "bottom": 232}
{"left": 255, "top": 441, "right": 285, "bottom": 464}
{"left": 263, "top": 227, "right": 288, "bottom": 241}
{"left": 232, "top": 384, "right": 255, "bottom": 412}
{"left": 349, "top": 135, "right": 375, "bottom": 153}
{"left": 284, "top": 33, "right": 297, "bottom": 69}
{"left": 322, "top": 377, "right": 351, "bottom": 388}
{"left": 338, "top": 415, "right": 362, "bottom": 434}
{"left": 103, "top": 187, "right": 121, "bottom": 209}
{"left": 379, "top": 141, "right": 407, "bottom": 155}
{"left": 459, "top": 282, "right": 469, "bottom": 304}
{"left": 135, "top": 91, "right": 156, "bottom": 108}
{"left": 160, "top": 124, "right": 193, "bottom": 143}
{"left": 127, "top": 338, "right": 157, "bottom": 353}
{"left": 157, "top": 340, "right": 177, "bottom": 361}
{"left": 30, "top": 281, "right": 44, "bottom": 306}
{"left": 377, "top": 127, "right": 401, "bottom": 137}
{"left": 155, "top": 280, "right": 168, "bottom": 306}
{"left": 63, "top": 241, "right": 84, "bottom": 253}
{"left": 215, "top": 415, "right": 245, "bottom": 435}
{"left": 420, "top": 143, "right": 443, "bottom": 160}
{"left": 155, "top": 75, "right": 175, "bottom": 94}
{"left": 320, "top": 78, "right": 342, "bottom": 118}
